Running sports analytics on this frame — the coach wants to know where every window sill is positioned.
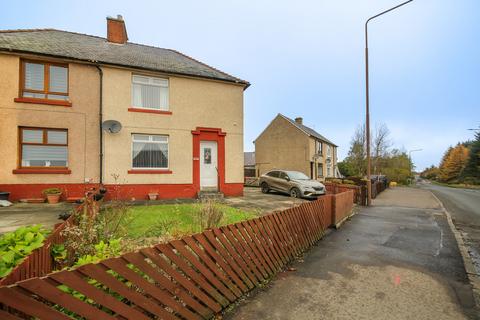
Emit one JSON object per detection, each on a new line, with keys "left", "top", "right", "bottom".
{"left": 13, "top": 168, "right": 71, "bottom": 174}
{"left": 128, "top": 169, "right": 172, "bottom": 174}
{"left": 14, "top": 97, "right": 72, "bottom": 107}
{"left": 128, "top": 107, "right": 172, "bottom": 115}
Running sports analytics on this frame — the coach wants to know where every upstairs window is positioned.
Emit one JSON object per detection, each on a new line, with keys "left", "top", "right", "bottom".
{"left": 20, "top": 61, "right": 69, "bottom": 101}
{"left": 132, "top": 75, "right": 169, "bottom": 110}
{"left": 132, "top": 134, "right": 169, "bottom": 169}
{"left": 316, "top": 141, "right": 323, "bottom": 155}
{"left": 19, "top": 127, "right": 68, "bottom": 168}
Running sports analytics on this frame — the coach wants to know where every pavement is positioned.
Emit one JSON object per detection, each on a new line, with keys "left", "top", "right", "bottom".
{"left": 227, "top": 186, "right": 479, "bottom": 320}
{"left": 0, "top": 202, "right": 73, "bottom": 233}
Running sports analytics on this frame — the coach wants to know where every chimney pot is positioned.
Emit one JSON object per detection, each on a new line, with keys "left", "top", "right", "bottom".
{"left": 107, "top": 15, "right": 128, "bottom": 44}
{"left": 295, "top": 117, "right": 303, "bottom": 125}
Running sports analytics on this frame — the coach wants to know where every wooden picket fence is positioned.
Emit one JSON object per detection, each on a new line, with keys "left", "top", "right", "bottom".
{"left": 0, "top": 192, "right": 353, "bottom": 320}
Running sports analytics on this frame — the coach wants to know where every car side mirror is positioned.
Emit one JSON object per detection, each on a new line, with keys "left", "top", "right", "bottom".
{"left": 285, "top": 176, "right": 290, "bottom": 181}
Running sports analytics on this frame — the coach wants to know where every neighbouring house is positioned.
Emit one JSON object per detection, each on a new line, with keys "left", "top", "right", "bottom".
{"left": 254, "top": 114, "right": 338, "bottom": 180}
{"left": 0, "top": 15, "right": 249, "bottom": 201}
{"left": 244, "top": 151, "right": 256, "bottom": 178}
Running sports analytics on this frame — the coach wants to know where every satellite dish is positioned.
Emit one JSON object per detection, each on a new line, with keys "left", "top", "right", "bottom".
{"left": 102, "top": 120, "right": 122, "bottom": 133}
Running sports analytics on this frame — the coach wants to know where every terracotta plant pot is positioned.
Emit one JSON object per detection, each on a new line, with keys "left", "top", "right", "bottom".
{"left": 148, "top": 193, "right": 159, "bottom": 200}
{"left": 46, "top": 194, "right": 61, "bottom": 204}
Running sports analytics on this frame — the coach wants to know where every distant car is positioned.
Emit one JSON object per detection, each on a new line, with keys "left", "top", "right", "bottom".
{"left": 259, "top": 170, "right": 326, "bottom": 199}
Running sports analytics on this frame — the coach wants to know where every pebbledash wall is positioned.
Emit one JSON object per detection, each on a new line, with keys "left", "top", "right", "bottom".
{"left": 0, "top": 53, "right": 245, "bottom": 201}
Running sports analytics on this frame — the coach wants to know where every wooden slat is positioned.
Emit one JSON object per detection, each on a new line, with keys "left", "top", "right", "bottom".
{"left": 98, "top": 259, "right": 184, "bottom": 320}
{"left": 261, "top": 215, "right": 290, "bottom": 263}
{"left": 156, "top": 243, "right": 229, "bottom": 307}
{"left": 141, "top": 247, "right": 220, "bottom": 315}
{"left": 0, "top": 286, "right": 71, "bottom": 320}
{"left": 50, "top": 270, "right": 150, "bottom": 320}
{"left": 183, "top": 237, "right": 243, "bottom": 297}
{"left": 227, "top": 225, "right": 270, "bottom": 278}
{"left": 206, "top": 229, "right": 258, "bottom": 286}
{"left": 248, "top": 219, "right": 282, "bottom": 270}
{"left": 18, "top": 278, "right": 116, "bottom": 320}
{"left": 0, "top": 308, "right": 23, "bottom": 320}
{"left": 193, "top": 233, "right": 250, "bottom": 292}
{"left": 78, "top": 263, "right": 186, "bottom": 320}
{"left": 241, "top": 221, "right": 277, "bottom": 273}
{"left": 169, "top": 240, "right": 237, "bottom": 302}
{"left": 216, "top": 227, "right": 264, "bottom": 282}
{"left": 122, "top": 251, "right": 211, "bottom": 318}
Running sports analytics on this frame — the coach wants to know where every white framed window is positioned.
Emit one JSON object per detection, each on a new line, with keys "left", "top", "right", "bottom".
{"left": 327, "top": 165, "right": 331, "bottom": 177}
{"left": 132, "top": 134, "right": 169, "bottom": 169}
{"left": 316, "top": 141, "right": 323, "bottom": 155}
{"left": 131, "top": 75, "right": 169, "bottom": 110}
{"left": 327, "top": 145, "right": 332, "bottom": 157}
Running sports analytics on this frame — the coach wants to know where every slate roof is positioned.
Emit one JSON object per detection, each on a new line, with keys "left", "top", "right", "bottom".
{"left": 0, "top": 29, "right": 249, "bottom": 86}
{"left": 280, "top": 114, "right": 337, "bottom": 146}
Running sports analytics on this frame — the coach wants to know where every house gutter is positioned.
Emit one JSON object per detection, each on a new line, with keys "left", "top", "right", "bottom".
{"left": 95, "top": 64, "right": 103, "bottom": 185}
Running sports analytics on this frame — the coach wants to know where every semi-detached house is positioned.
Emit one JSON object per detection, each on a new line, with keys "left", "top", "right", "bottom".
{"left": 0, "top": 16, "right": 249, "bottom": 201}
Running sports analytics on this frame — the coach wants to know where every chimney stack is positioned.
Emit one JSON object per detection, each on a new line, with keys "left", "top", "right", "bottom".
{"left": 295, "top": 117, "right": 303, "bottom": 125}
{"left": 107, "top": 15, "right": 128, "bottom": 44}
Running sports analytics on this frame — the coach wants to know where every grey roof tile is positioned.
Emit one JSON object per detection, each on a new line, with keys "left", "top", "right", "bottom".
{"left": 0, "top": 29, "right": 249, "bottom": 86}
{"left": 280, "top": 114, "right": 338, "bottom": 146}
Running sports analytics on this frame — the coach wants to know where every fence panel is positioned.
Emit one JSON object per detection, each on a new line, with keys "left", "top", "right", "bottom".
{"left": 0, "top": 192, "right": 354, "bottom": 319}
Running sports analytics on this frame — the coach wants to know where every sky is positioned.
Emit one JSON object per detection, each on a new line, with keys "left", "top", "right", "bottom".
{"left": 2, "top": 0, "right": 479, "bottom": 171}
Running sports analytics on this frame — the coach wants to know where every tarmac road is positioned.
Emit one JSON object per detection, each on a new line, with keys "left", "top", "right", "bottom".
{"left": 419, "top": 180, "right": 480, "bottom": 274}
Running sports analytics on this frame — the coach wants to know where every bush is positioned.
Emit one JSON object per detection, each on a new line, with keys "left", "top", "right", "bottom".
{"left": 0, "top": 225, "right": 49, "bottom": 277}
{"left": 342, "top": 179, "right": 355, "bottom": 185}
{"left": 328, "top": 178, "right": 343, "bottom": 184}
{"left": 195, "top": 200, "right": 224, "bottom": 230}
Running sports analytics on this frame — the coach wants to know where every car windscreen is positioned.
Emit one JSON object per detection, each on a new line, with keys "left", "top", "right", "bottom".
{"left": 286, "top": 171, "right": 310, "bottom": 180}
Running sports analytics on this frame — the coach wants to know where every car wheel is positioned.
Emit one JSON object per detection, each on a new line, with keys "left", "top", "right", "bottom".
{"left": 261, "top": 182, "right": 270, "bottom": 194}
{"left": 290, "top": 187, "right": 301, "bottom": 198}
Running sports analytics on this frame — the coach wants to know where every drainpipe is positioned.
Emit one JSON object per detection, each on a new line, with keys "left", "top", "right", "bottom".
{"left": 95, "top": 65, "right": 103, "bottom": 185}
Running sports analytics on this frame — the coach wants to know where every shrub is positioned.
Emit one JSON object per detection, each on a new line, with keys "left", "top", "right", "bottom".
{"left": 343, "top": 179, "right": 355, "bottom": 185}
{"left": 195, "top": 200, "right": 224, "bottom": 230}
{"left": 0, "top": 225, "right": 49, "bottom": 277}
{"left": 328, "top": 178, "right": 343, "bottom": 184}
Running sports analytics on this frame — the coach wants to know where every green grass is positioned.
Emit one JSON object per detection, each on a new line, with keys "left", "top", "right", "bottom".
{"left": 124, "top": 203, "right": 258, "bottom": 239}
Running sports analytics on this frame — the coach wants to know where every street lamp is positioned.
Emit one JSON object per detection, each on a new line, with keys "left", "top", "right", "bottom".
{"left": 365, "top": 0, "right": 414, "bottom": 205}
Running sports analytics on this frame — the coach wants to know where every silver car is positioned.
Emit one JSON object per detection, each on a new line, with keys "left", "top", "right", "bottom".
{"left": 259, "top": 170, "right": 326, "bottom": 199}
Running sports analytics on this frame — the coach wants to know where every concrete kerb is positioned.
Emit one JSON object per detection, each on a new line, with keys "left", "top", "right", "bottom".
{"left": 429, "top": 190, "right": 480, "bottom": 308}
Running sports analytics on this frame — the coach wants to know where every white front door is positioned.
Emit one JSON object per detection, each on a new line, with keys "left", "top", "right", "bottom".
{"left": 200, "top": 141, "right": 218, "bottom": 190}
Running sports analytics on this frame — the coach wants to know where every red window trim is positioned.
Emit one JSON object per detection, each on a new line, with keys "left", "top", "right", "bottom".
{"left": 12, "top": 168, "right": 71, "bottom": 174}
{"left": 128, "top": 107, "right": 172, "bottom": 115}
{"left": 128, "top": 169, "right": 173, "bottom": 174}
{"left": 14, "top": 97, "right": 72, "bottom": 107}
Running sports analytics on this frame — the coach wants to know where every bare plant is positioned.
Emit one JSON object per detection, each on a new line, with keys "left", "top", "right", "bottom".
{"left": 195, "top": 200, "right": 225, "bottom": 231}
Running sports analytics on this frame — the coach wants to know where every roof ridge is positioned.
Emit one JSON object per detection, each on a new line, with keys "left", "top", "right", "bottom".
{"left": 0, "top": 28, "right": 56, "bottom": 34}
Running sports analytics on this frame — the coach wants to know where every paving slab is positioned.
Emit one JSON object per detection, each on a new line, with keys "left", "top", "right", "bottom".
{"left": 0, "top": 202, "right": 74, "bottom": 233}
{"left": 227, "top": 187, "right": 479, "bottom": 320}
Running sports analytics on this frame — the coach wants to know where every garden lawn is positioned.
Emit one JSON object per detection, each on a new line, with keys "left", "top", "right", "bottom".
{"left": 125, "top": 203, "right": 258, "bottom": 239}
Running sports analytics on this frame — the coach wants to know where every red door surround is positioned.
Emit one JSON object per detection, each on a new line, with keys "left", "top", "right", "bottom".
{"left": 191, "top": 127, "right": 226, "bottom": 195}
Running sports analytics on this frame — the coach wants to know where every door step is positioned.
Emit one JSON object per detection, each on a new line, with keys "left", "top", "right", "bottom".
{"left": 198, "top": 191, "right": 224, "bottom": 202}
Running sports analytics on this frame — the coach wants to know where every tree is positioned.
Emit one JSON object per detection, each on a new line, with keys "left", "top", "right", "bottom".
{"left": 438, "top": 144, "right": 469, "bottom": 183}
{"left": 421, "top": 165, "right": 440, "bottom": 180}
{"left": 337, "top": 161, "right": 356, "bottom": 177}
{"left": 372, "top": 123, "right": 392, "bottom": 175}
{"left": 344, "top": 125, "right": 366, "bottom": 176}
{"left": 462, "top": 131, "right": 480, "bottom": 184}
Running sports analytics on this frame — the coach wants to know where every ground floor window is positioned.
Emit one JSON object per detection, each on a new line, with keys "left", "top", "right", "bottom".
{"left": 132, "top": 134, "right": 168, "bottom": 169}
{"left": 19, "top": 127, "right": 68, "bottom": 168}
{"left": 317, "top": 163, "right": 323, "bottom": 178}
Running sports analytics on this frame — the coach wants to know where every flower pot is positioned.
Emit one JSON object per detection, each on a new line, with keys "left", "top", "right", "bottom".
{"left": 46, "top": 194, "right": 61, "bottom": 204}
{"left": 148, "top": 193, "right": 159, "bottom": 201}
